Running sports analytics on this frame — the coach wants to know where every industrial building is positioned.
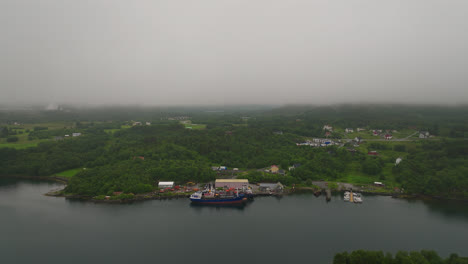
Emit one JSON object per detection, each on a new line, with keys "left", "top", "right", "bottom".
{"left": 215, "top": 179, "right": 249, "bottom": 189}
{"left": 158, "top": 181, "right": 174, "bottom": 188}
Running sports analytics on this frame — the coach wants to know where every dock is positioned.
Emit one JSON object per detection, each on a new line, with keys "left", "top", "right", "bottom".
{"left": 349, "top": 191, "right": 354, "bottom": 203}
{"left": 325, "top": 189, "right": 331, "bottom": 201}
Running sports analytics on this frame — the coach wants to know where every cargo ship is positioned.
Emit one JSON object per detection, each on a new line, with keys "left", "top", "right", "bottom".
{"left": 189, "top": 189, "right": 248, "bottom": 205}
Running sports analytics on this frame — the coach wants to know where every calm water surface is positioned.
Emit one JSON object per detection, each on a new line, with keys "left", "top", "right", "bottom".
{"left": 1, "top": 178, "right": 468, "bottom": 264}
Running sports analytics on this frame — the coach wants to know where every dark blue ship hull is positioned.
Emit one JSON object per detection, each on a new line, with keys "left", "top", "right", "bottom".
{"left": 190, "top": 195, "right": 246, "bottom": 205}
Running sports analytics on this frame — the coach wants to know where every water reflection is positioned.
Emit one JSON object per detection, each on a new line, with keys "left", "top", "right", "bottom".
{"left": 189, "top": 202, "right": 249, "bottom": 211}
{"left": 421, "top": 199, "right": 468, "bottom": 220}
{"left": 0, "top": 177, "right": 20, "bottom": 188}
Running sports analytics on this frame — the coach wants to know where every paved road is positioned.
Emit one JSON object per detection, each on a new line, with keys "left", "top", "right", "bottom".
{"left": 312, "top": 181, "right": 361, "bottom": 191}
{"left": 312, "top": 131, "right": 430, "bottom": 142}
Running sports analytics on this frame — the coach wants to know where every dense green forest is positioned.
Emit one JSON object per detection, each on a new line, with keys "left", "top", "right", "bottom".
{"left": 333, "top": 250, "right": 468, "bottom": 264}
{"left": 0, "top": 104, "right": 466, "bottom": 197}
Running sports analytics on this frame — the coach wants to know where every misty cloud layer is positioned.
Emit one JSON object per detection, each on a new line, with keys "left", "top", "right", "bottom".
{"left": 1, "top": 0, "right": 468, "bottom": 106}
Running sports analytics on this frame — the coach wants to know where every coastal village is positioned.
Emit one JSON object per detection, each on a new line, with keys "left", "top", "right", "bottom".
{"left": 3, "top": 116, "right": 437, "bottom": 205}
{"left": 77, "top": 175, "right": 391, "bottom": 204}
{"left": 38, "top": 121, "right": 428, "bottom": 204}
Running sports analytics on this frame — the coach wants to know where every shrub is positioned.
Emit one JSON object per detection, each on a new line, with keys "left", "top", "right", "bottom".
{"left": 328, "top": 182, "right": 339, "bottom": 190}
{"left": 93, "top": 195, "right": 106, "bottom": 200}
{"left": 6, "top": 136, "right": 19, "bottom": 142}
{"left": 393, "top": 144, "right": 407, "bottom": 152}
{"left": 33, "top": 126, "right": 48, "bottom": 131}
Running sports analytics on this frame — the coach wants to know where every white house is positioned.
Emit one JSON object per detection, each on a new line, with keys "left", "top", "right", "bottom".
{"left": 323, "top": 125, "right": 333, "bottom": 131}
{"left": 146, "top": 122, "right": 151, "bottom": 126}
{"left": 72, "top": 133, "right": 81, "bottom": 137}
{"left": 357, "top": 128, "right": 366, "bottom": 132}
{"left": 419, "top": 131, "right": 430, "bottom": 139}
{"left": 158, "top": 181, "right": 174, "bottom": 188}
{"left": 345, "top": 128, "right": 354, "bottom": 133}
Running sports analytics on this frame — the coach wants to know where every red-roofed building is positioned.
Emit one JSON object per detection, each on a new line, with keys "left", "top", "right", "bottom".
{"left": 385, "top": 134, "right": 393, "bottom": 140}
{"left": 368, "top": 151, "right": 379, "bottom": 156}
{"left": 270, "top": 165, "right": 279, "bottom": 173}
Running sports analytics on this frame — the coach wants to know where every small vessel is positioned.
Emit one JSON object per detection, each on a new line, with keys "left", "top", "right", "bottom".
{"left": 344, "top": 191, "right": 350, "bottom": 201}
{"left": 353, "top": 193, "right": 363, "bottom": 203}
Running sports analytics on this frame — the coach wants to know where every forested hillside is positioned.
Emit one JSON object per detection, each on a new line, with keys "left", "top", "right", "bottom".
{"left": 0, "top": 104, "right": 466, "bottom": 197}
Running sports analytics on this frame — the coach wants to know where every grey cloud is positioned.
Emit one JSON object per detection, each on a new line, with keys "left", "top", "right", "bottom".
{"left": 1, "top": 0, "right": 467, "bottom": 106}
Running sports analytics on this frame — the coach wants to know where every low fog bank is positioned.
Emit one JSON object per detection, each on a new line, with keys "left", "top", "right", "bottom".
{"left": 1, "top": 101, "right": 467, "bottom": 112}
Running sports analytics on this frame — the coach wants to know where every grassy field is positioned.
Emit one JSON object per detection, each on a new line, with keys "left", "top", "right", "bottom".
{"left": 336, "top": 173, "right": 376, "bottom": 185}
{"left": 8, "top": 122, "right": 75, "bottom": 130}
{"left": 0, "top": 132, "right": 49, "bottom": 149}
{"left": 104, "top": 128, "right": 121, "bottom": 134}
{"left": 0, "top": 140, "right": 46, "bottom": 149}
{"left": 54, "top": 168, "right": 82, "bottom": 178}
{"left": 345, "top": 128, "right": 418, "bottom": 140}
{"left": 0, "top": 122, "right": 73, "bottom": 149}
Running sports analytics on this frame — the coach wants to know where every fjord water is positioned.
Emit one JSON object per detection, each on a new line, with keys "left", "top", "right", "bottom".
{"left": 1, "top": 178, "right": 468, "bottom": 264}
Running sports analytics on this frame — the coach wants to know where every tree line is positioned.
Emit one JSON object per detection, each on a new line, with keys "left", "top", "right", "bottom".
{"left": 333, "top": 250, "right": 468, "bottom": 264}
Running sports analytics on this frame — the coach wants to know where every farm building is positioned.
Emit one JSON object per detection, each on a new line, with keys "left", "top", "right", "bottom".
{"left": 215, "top": 179, "right": 249, "bottom": 189}
{"left": 374, "top": 182, "right": 385, "bottom": 187}
{"left": 158, "top": 181, "right": 174, "bottom": 188}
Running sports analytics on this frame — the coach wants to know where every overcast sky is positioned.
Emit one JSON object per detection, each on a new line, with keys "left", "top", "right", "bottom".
{"left": 1, "top": 0, "right": 468, "bottom": 106}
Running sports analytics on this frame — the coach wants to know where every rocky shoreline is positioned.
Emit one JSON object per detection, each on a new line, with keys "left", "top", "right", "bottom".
{"left": 3, "top": 175, "right": 467, "bottom": 203}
